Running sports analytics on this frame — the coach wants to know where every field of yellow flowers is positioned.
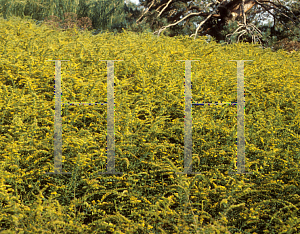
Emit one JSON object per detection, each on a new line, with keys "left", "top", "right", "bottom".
{"left": 0, "top": 15, "right": 300, "bottom": 233}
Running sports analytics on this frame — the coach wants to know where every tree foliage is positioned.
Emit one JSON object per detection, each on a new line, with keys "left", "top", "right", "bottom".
{"left": 0, "top": 0, "right": 150, "bottom": 35}
{"left": 267, "top": 0, "right": 300, "bottom": 52}
{"left": 74, "top": 0, "right": 129, "bottom": 34}
{"left": 0, "top": 0, "right": 78, "bottom": 22}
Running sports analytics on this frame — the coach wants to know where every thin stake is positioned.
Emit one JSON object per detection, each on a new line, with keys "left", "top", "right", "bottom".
{"left": 98, "top": 60, "right": 123, "bottom": 175}
{"left": 228, "top": 60, "right": 253, "bottom": 175}
{"left": 45, "top": 60, "right": 71, "bottom": 175}
{"left": 176, "top": 60, "right": 201, "bottom": 175}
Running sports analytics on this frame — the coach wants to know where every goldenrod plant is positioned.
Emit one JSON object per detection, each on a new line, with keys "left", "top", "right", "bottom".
{"left": 0, "top": 15, "right": 300, "bottom": 233}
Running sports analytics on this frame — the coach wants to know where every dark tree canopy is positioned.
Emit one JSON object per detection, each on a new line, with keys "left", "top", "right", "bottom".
{"left": 131, "top": 0, "right": 300, "bottom": 52}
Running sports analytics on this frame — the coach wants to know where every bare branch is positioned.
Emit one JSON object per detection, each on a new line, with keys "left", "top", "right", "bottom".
{"left": 135, "top": 0, "right": 157, "bottom": 25}
{"left": 254, "top": 0, "right": 300, "bottom": 25}
{"left": 224, "top": 0, "right": 264, "bottom": 46}
{"left": 153, "top": 2, "right": 216, "bottom": 37}
{"left": 190, "top": 10, "right": 215, "bottom": 39}
{"left": 253, "top": 0, "right": 300, "bottom": 39}
{"left": 192, "top": 0, "right": 231, "bottom": 40}
{"left": 157, "top": 0, "right": 173, "bottom": 18}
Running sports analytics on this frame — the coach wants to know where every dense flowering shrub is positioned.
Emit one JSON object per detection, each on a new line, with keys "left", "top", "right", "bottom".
{"left": 42, "top": 12, "right": 93, "bottom": 33}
